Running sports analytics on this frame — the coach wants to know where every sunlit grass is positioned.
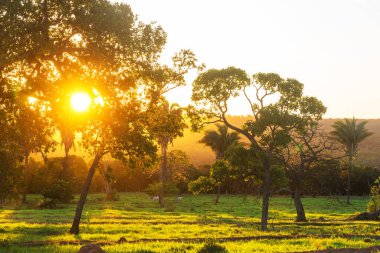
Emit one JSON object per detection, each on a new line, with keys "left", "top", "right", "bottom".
{"left": 0, "top": 193, "right": 378, "bottom": 253}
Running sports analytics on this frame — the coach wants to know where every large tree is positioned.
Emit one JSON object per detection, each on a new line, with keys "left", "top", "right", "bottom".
{"left": 330, "top": 118, "right": 372, "bottom": 204}
{"left": 2, "top": 0, "right": 200, "bottom": 232}
{"left": 281, "top": 126, "right": 333, "bottom": 222}
{"left": 11, "top": 100, "right": 56, "bottom": 202}
{"left": 0, "top": 0, "right": 174, "bottom": 235}
{"left": 191, "top": 67, "right": 325, "bottom": 230}
{"left": 0, "top": 93, "right": 56, "bottom": 202}
{"left": 69, "top": 94, "right": 158, "bottom": 234}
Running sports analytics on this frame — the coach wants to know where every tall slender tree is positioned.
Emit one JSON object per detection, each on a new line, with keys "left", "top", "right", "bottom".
{"left": 331, "top": 118, "right": 372, "bottom": 204}
{"left": 151, "top": 100, "right": 187, "bottom": 207}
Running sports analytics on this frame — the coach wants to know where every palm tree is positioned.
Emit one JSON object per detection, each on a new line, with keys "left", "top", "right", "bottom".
{"left": 157, "top": 101, "right": 186, "bottom": 207}
{"left": 59, "top": 124, "right": 76, "bottom": 179}
{"left": 331, "top": 118, "right": 372, "bottom": 204}
{"left": 199, "top": 124, "right": 240, "bottom": 203}
{"left": 199, "top": 124, "right": 240, "bottom": 159}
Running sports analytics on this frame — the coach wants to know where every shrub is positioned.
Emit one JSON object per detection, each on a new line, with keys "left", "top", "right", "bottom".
{"left": 105, "top": 191, "right": 119, "bottom": 201}
{"left": 145, "top": 182, "right": 179, "bottom": 196}
{"left": 188, "top": 176, "right": 215, "bottom": 195}
{"left": 164, "top": 202, "right": 177, "bottom": 212}
{"left": 0, "top": 151, "right": 22, "bottom": 203}
{"left": 197, "top": 241, "right": 228, "bottom": 253}
{"left": 41, "top": 179, "right": 74, "bottom": 204}
{"left": 367, "top": 176, "right": 380, "bottom": 212}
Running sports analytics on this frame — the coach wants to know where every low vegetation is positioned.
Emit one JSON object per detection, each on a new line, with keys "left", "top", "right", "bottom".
{"left": 0, "top": 193, "right": 379, "bottom": 253}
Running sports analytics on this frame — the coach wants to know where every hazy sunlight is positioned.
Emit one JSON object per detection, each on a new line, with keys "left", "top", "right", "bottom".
{"left": 71, "top": 92, "right": 91, "bottom": 112}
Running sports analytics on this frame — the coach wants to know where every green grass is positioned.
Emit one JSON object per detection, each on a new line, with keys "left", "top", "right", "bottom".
{"left": 0, "top": 193, "right": 378, "bottom": 252}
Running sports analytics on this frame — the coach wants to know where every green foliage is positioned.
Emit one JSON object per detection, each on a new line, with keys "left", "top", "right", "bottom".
{"left": 145, "top": 182, "right": 179, "bottom": 196}
{"left": 188, "top": 176, "right": 215, "bottom": 195}
{"left": 167, "top": 150, "right": 201, "bottom": 193}
{"left": 367, "top": 176, "right": 380, "bottom": 212}
{"left": 224, "top": 143, "right": 257, "bottom": 193}
{"left": 0, "top": 193, "right": 376, "bottom": 252}
{"left": 41, "top": 179, "right": 74, "bottom": 204}
{"left": 0, "top": 151, "right": 22, "bottom": 203}
{"left": 150, "top": 100, "right": 187, "bottom": 146}
{"left": 197, "top": 241, "right": 228, "bottom": 253}
{"left": 210, "top": 160, "right": 230, "bottom": 184}
{"left": 145, "top": 183, "right": 163, "bottom": 197}
{"left": 192, "top": 67, "right": 326, "bottom": 154}
{"left": 105, "top": 191, "right": 120, "bottom": 201}
{"left": 331, "top": 118, "right": 373, "bottom": 155}
{"left": 351, "top": 166, "right": 380, "bottom": 195}
{"left": 192, "top": 67, "right": 250, "bottom": 104}
{"left": 28, "top": 156, "right": 89, "bottom": 194}
{"left": 192, "top": 66, "right": 327, "bottom": 229}
{"left": 199, "top": 124, "right": 240, "bottom": 159}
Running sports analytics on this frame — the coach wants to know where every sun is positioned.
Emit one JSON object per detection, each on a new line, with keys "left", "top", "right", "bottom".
{"left": 71, "top": 92, "right": 91, "bottom": 112}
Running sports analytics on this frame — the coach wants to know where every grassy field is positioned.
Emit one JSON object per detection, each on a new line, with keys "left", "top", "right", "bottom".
{"left": 0, "top": 193, "right": 379, "bottom": 253}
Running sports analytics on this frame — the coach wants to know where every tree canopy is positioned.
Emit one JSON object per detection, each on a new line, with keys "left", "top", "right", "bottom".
{"left": 191, "top": 67, "right": 326, "bottom": 230}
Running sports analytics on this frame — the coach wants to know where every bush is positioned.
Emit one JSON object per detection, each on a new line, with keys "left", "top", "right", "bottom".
{"left": 197, "top": 241, "right": 228, "bottom": 253}
{"left": 145, "top": 182, "right": 179, "bottom": 196}
{"left": 28, "top": 156, "right": 89, "bottom": 194}
{"left": 367, "top": 176, "right": 380, "bottom": 212}
{"left": 105, "top": 191, "right": 119, "bottom": 201}
{"left": 42, "top": 179, "right": 74, "bottom": 204}
{"left": 188, "top": 176, "right": 215, "bottom": 195}
{"left": 0, "top": 151, "right": 22, "bottom": 203}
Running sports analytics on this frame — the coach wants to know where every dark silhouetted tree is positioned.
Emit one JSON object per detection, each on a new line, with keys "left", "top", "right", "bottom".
{"left": 331, "top": 118, "right": 372, "bottom": 204}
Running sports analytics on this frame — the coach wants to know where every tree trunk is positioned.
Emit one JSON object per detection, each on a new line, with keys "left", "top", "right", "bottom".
{"left": 159, "top": 141, "right": 168, "bottom": 208}
{"left": 69, "top": 153, "right": 103, "bottom": 234}
{"left": 22, "top": 154, "right": 29, "bottom": 203}
{"left": 347, "top": 148, "right": 353, "bottom": 204}
{"left": 293, "top": 186, "right": 307, "bottom": 222}
{"left": 40, "top": 151, "right": 49, "bottom": 165}
{"left": 62, "top": 149, "right": 70, "bottom": 180}
{"left": 243, "top": 185, "right": 248, "bottom": 201}
{"left": 215, "top": 184, "right": 221, "bottom": 204}
{"left": 261, "top": 155, "right": 272, "bottom": 231}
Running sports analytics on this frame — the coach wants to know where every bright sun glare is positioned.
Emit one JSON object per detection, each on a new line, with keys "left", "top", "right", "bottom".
{"left": 71, "top": 92, "right": 91, "bottom": 112}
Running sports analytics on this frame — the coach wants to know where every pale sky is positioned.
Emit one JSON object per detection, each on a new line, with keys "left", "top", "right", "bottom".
{"left": 114, "top": 0, "right": 380, "bottom": 119}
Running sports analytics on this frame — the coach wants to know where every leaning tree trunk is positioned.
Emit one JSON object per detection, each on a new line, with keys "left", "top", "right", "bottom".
{"left": 69, "top": 153, "right": 103, "bottom": 234}
{"left": 159, "top": 141, "right": 168, "bottom": 208}
{"left": 261, "top": 156, "right": 272, "bottom": 231}
{"left": 22, "top": 154, "right": 29, "bottom": 203}
{"left": 215, "top": 184, "right": 221, "bottom": 204}
{"left": 347, "top": 148, "right": 353, "bottom": 204}
{"left": 293, "top": 185, "right": 307, "bottom": 222}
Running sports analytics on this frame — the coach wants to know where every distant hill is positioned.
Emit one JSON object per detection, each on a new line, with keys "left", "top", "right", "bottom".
{"left": 34, "top": 117, "right": 380, "bottom": 169}
{"left": 170, "top": 117, "right": 380, "bottom": 168}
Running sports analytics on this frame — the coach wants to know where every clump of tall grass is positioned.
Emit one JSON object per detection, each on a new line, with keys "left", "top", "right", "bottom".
{"left": 197, "top": 240, "right": 228, "bottom": 253}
